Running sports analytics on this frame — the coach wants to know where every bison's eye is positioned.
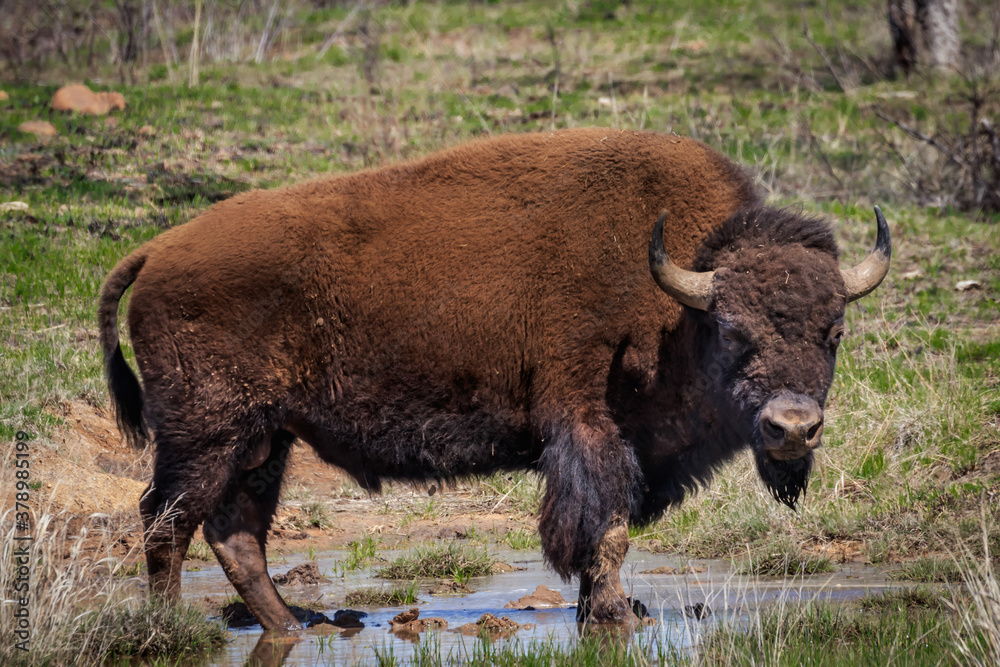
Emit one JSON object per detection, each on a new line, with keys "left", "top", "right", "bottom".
{"left": 718, "top": 323, "right": 749, "bottom": 357}
{"left": 828, "top": 322, "right": 846, "bottom": 349}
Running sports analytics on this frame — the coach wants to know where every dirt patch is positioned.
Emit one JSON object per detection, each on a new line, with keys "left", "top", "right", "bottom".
{"left": 271, "top": 561, "right": 327, "bottom": 586}
{"left": 456, "top": 612, "right": 526, "bottom": 638}
{"left": 15, "top": 401, "right": 149, "bottom": 518}
{"left": 802, "top": 538, "right": 865, "bottom": 563}
{"left": 504, "top": 585, "right": 570, "bottom": 610}
{"left": 427, "top": 580, "right": 473, "bottom": 595}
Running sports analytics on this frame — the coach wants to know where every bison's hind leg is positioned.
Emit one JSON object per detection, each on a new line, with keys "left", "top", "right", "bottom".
{"left": 202, "top": 430, "right": 302, "bottom": 631}
{"left": 140, "top": 482, "right": 196, "bottom": 600}
{"left": 141, "top": 431, "right": 246, "bottom": 600}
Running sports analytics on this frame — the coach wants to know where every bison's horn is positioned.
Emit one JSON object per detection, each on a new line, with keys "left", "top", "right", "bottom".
{"left": 841, "top": 206, "right": 892, "bottom": 302}
{"left": 649, "top": 210, "right": 715, "bottom": 311}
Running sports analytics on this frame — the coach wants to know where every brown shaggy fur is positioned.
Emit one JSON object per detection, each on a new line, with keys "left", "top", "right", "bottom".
{"left": 99, "top": 128, "right": 881, "bottom": 629}
{"left": 51, "top": 84, "right": 126, "bottom": 115}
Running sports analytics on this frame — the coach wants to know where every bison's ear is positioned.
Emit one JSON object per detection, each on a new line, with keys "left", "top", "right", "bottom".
{"left": 842, "top": 206, "right": 891, "bottom": 302}
{"left": 648, "top": 211, "right": 715, "bottom": 311}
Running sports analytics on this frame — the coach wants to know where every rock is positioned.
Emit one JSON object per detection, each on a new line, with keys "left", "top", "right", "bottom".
{"left": 630, "top": 596, "right": 650, "bottom": 619}
{"left": 331, "top": 609, "right": 367, "bottom": 628}
{"left": 289, "top": 605, "right": 331, "bottom": 627}
{"left": 388, "top": 606, "right": 448, "bottom": 635}
{"left": 504, "top": 584, "right": 570, "bottom": 610}
{"left": 18, "top": 121, "right": 57, "bottom": 138}
{"left": 956, "top": 280, "right": 981, "bottom": 291}
{"left": 271, "top": 561, "right": 327, "bottom": 586}
{"left": 391, "top": 608, "right": 420, "bottom": 625}
{"left": 220, "top": 600, "right": 332, "bottom": 628}
{"left": 456, "top": 612, "right": 522, "bottom": 637}
{"left": 684, "top": 602, "right": 712, "bottom": 620}
{"left": 51, "top": 84, "right": 125, "bottom": 115}
{"left": 219, "top": 601, "right": 258, "bottom": 628}
{"left": 390, "top": 616, "right": 448, "bottom": 634}
{"left": 0, "top": 201, "right": 29, "bottom": 212}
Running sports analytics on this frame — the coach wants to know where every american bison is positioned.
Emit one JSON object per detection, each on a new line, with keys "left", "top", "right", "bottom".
{"left": 98, "top": 128, "right": 890, "bottom": 629}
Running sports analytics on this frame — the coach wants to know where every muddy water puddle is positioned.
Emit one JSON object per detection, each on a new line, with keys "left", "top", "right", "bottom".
{"left": 183, "top": 550, "right": 898, "bottom": 665}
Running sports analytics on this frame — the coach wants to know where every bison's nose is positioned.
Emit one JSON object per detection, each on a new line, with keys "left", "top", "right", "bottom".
{"left": 760, "top": 393, "right": 823, "bottom": 460}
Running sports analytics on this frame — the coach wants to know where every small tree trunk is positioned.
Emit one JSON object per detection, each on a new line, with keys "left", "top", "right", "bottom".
{"left": 888, "top": 0, "right": 918, "bottom": 73}
{"left": 917, "top": 0, "right": 961, "bottom": 70}
{"left": 887, "top": 0, "right": 961, "bottom": 74}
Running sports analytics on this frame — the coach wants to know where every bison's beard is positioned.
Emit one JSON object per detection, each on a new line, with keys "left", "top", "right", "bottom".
{"left": 754, "top": 449, "right": 813, "bottom": 511}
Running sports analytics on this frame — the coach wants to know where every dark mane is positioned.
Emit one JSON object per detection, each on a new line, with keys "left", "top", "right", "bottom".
{"left": 693, "top": 206, "right": 839, "bottom": 271}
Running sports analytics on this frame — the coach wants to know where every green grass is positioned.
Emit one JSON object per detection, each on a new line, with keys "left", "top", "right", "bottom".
{"left": 373, "top": 630, "right": 686, "bottom": 666}
{"left": 701, "top": 599, "right": 960, "bottom": 666}
{"left": 71, "top": 598, "right": 227, "bottom": 661}
{"left": 501, "top": 528, "right": 542, "bottom": 550}
{"left": 732, "top": 538, "right": 835, "bottom": 577}
{"left": 858, "top": 587, "right": 949, "bottom": 612}
{"left": 292, "top": 500, "right": 332, "bottom": 530}
{"left": 891, "top": 557, "right": 966, "bottom": 584}
{"left": 338, "top": 535, "right": 383, "bottom": 573}
{"left": 478, "top": 472, "right": 544, "bottom": 515}
{"left": 185, "top": 539, "right": 213, "bottom": 561}
{"left": 400, "top": 498, "right": 441, "bottom": 526}
{"left": 344, "top": 582, "right": 420, "bottom": 607}
{"left": 0, "top": 507, "right": 225, "bottom": 666}
{"left": 377, "top": 544, "right": 496, "bottom": 581}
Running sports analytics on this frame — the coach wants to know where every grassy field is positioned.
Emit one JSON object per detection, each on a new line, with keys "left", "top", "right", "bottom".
{"left": 2, "top": 0, "right": 999, "bottom": 664}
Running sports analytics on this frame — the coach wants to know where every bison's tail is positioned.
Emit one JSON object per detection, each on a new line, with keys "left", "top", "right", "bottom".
{"left": 98, "top": 251, "right": 149, "bottom": 447}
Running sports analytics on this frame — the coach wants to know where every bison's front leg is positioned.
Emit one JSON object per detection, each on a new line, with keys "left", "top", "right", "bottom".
{"left": 575, "top": 519, "right": 634, "bottom": 623}
{"left": 538, "top": 420, "right": 643, "bottom": 623}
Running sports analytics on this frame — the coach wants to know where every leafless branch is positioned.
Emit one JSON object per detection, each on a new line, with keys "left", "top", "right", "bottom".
{"left": 802, "top": 14, "right": 852, "bottom": 94}
{"left": 874, "top": 109, "right": 967, "bottom": 168}
{"left": 763, "top": 28, "right": 822, "bottom": 93}
{"left": 803, "top": 125, "right": 848, "bottom": 201}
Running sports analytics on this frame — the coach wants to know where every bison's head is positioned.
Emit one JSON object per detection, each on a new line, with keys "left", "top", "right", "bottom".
{"left": 649, "top": 207, "right": 890, "bottom": 509}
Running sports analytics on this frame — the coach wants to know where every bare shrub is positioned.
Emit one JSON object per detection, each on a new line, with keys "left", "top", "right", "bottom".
{"left": 877, "top": 70, "right": 1000, "bottom": 214}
